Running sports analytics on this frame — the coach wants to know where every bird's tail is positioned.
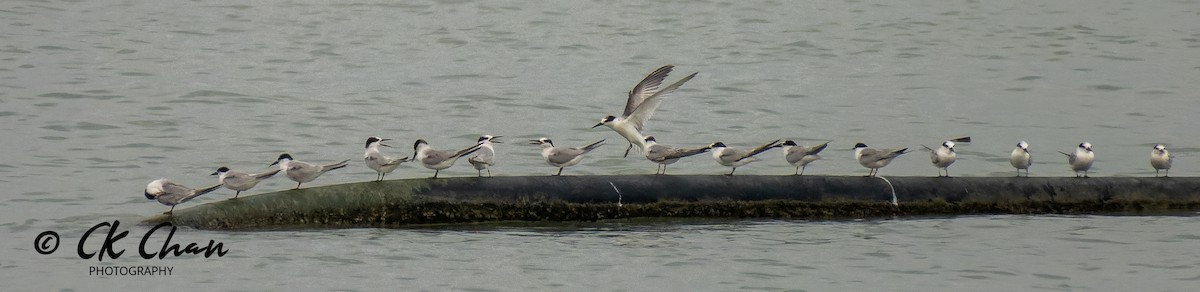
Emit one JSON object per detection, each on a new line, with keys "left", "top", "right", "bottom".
{"left": 581, "top": 139, "right": 607, "bottom": 153}
{"left": 892, "top": 148, "right": 910, "bottom": 156}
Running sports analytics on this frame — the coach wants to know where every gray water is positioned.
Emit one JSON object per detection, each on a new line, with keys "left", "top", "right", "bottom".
{"left": 2, "top": 0, "right": 1199, "bottom": 290}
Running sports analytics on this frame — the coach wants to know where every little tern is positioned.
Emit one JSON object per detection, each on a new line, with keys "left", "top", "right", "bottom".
{"left": 211, "top": 167, "right": 280, "bottom": 198}
{"left": 781, "top": 140, "right": 830, "bottom": 176}
{"left": 593, "top": 65, "right": 698, "bottom": 158}
{"left": 270, "top": 153, "right": 350, "bottom": 189}
{"left": 469, "top": 135, "right": 502, "bottom": 177}
{"left": 709, "top": 139, "right": 782, "bottom": 175}
{"left": 1151, "top": 144, "right": 1173, "bottom": 177}
{"left": 144, "top": 178, "right": 222, "bottom": 215}
{"left": 1057, "top": 142, "right": 1094, "bottom": 177}
{"left": 920, "top": 136, "right": 969, "bottom": 177}
{"left": 412, "top": 139, "right": 482, "bottom": 178}
{"left": 531, "top": 138, "right": 606, "bottom": 176}
{"left": 853, "top": 143, "right": 909, "bottom": 177}
{"left": 642, "top": 135, "right": 711, "bottom": 175}
{"left": 364, "top": 136, "right": 410, "bottom": 182}
{"left": 1010, "top": 141, "right": 1032, "bottom": 177}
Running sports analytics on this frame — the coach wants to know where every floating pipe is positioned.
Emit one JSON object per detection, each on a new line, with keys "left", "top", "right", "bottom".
{"left": 142, "top": 175, "right": 1200, "bottom": 230}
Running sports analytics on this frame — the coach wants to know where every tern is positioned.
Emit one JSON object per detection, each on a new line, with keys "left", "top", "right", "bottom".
{"left": 592, "top": 65, "right": 698, "bottom": 158}
{"left": 1010, "top": 141, "right": 1032, "bottom": 177}
{"left": 709, "top": 140, "right": 782, "bottom": 175}
{"left": 412, "top": 139, "right": 482, "bottom": 178}
{"left": 642, "top": 135, "right": 711, "bottom": 175}
{"left": 469, "top": 135, "right": 502, "bottom": 177}
{"left": 1151, "top": 144, "right": 1173, "bottom": 177}
{"left": 364, "top": 136, "right": 410, "bottom": 182}
{"left": 211, "top": 167, "right": 280, "bottom": 198}
{"left": 921, "top": 137, "right": 969, "bottom": 177}
{"left": 781, "top": 140, "right": 830, "bottom": 176}
{"left": 531, "top": 138, "right": 606, "bottom": 176}
{"left": 270, "top": 153, "right": 350, "bottom": 189}
{"left": 1057, "top": 142, "right": 1094, "bottom": 177}
{"left": 144, "top": 178, "right": 222, "bottom": 215}
{"left": 853, "top": 143, "right": 909, "bottom": 177}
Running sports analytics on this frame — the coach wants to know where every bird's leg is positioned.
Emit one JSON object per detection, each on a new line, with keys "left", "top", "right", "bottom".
{"left": 487, "top": 169, "right": 492, "bottom": 177}
{"left": 295, "top": 182, "right": 301, "bottom": 189}
{"left": 555, "top": 168, "right": 563, "bottom": 176}
{"left": 623, "top": 143, "right": 634, "bottom": 158}
{"left": 234, "top": 191, "right": 241, "bottom": 199}
{"left": 800, "top": 165, "right": 806, "bottom": 176}
{"left": 433, "top": 169, "right": 440, "bottom": 179}
{"left": 727, "top": 167, "right": 736, "bottom": 176}
{"left": 477, "top": 169, "right": 482, "bottom": 177}
{"left": 168, "top": 205, "right": 175, "bottom": 215}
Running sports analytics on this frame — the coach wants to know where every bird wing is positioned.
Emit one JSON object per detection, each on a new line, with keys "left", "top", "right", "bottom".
{"left": 160, "top": 180, "right": 194, "bottom": 196}
{"left": 644, "top": 144, "right": 671, "bottom": 161}
{"left": 624, "top": 72, "right": 698, "bottom": 132}
{"left": 321, "top": 160, "right": 351, "bottom": 172}
{"left": 469, "top": 148, "right": 494, "bottom": 165}
{"left": 452, "top": 144, "right": 482, "bottom": 159}
{"left": 180, "top": 184, "right": 223, "bottom": 204}
{"left": 735, "top": 140, "right": 781, "bottom": 162}
{"left": 548, "top": 148, "right": 584, "bottom": 165}
{"left": 252, "top": 169, "right": 281, "bottom": 179}
{"left": 383, "top": 156, "right": 410, "bottom": 166}
{"left": 623, "top": 65, "right": 674, "bottom": 117}
{"left": 808, "top": 142, "right": 830, "bottom": 155}
{"left": 858, "top": 148, "right": 888, "bottom": 164}
{"left": 661, "top": 146, "right": 710, "bottom": 161}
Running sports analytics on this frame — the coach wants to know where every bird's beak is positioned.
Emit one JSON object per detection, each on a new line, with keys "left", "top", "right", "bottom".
{"left": 144, "top": 192, "right": 155, "bottom": 200}
{"left": 269, "top": 160, "right": 279, "bottom": 166}
{"left": 591, "top": 123, "right": 603, "bottom": 128}
{"left": 492, "top": 136, "right": 503, "bottom": 143}
{"left": 210, "top": 171, "right": 219, "bottom": 176}
{"left": 381, "top": 143, "right": 393, "bottom": 148}
{"left": 529, "top": 140, "right": 542, "bottom": 145}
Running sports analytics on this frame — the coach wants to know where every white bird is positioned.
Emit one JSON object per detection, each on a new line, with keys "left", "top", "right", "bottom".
{"left": 921, "top": 137, "right": 969, "bottom": 177}
{"left": 1151, "top": 144, "right": 1173, "bottom": 177}
{"left": 709, "top": 140, "right": 781, "bottom": 175}
{"left": 211, "top": 167, "right": 280, "bottom": 198}
{"left": 1010, "top": 141, "right": 1032, "bottom": 177}
{"left": 412, "top": 139, "right": 482, "bottom": 178}
{"left": 781, "top": 140, "right": 829, "bottom": 176}
{"left": 531, "top": 138, "right": 606, "bottom": 176}
{"left": 469, "top": 135, "right": 502, "bottom": 177}
{"left": 270, "top": 153, "right": 350, "bottom": 189}
{"left": 593, "top": 65, "right": 698, "bottom": 158}
{"left": 642, "top": 135, "right": 711, "bottom": 175}
{"left": 364, "top": 136, "right": 410, "bottom": 182}
{"left": 1057, "top": 142, "right": 1094, "bottom": 177}
{"left": 144, "top": 178, "right": 222, "bottom": 215}
{"left": 853, "top": 143, "right": 909, "bottom": 177}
